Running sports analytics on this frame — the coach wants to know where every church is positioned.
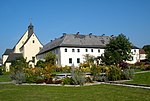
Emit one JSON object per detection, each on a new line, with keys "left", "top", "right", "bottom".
{"left": 2, "top": 23, "right": 43, "bottom": 71}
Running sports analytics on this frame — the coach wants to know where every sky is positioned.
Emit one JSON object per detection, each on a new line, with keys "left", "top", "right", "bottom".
{"left": 0, "top": 0, "right": 150, "bottom": 57}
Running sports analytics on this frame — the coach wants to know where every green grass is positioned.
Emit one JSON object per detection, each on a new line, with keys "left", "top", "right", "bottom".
{"left": 0, "top": 84, "right": 150, "bottom": 101}
{"left": 0, "top": 75, "right": 11, "bottom": 82}
{"left": 126, "top": 72, "right": 150, "bottom": 85}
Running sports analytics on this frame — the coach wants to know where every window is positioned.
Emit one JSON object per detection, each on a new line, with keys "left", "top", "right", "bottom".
{"left": 72, "top": 49, "right": 75, "bottom": 52}
{"left": 77, "top": 49, "right": 80, "bottom": 52}
{"left": 33, "top": 40, "right": 35, "bottom": 43}
{"left": 69, "top": 58, "right": 72, "bottom": 64}
{"left": 32, "top": 57, "right": 35, "bottom": 63}
{"left": 65, "top": 48, "right": 67, "bottom": 52}
{"left": 85, "top": 49, "right": 88, "bottom": 52}
{"left": 55, "top": 49, "right": 58, "bottom": 54}
{"left": 98, "top": 49, "right": 100, "bottom": 53}
{"left": 77, "top": 58, "right": 80, "bottom": 63}
{"left": 134, "top": 49, "right": 136, "bottom": 52}
{"left": 91, "top": 49, "right": 93, "bottom": 52}
{"left": 39, "top": 47, "right": 42, "bottom": 51}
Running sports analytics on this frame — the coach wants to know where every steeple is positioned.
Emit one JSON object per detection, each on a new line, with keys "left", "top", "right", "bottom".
{"left": 28, "top": 22, "right": 34, "bottom": 37}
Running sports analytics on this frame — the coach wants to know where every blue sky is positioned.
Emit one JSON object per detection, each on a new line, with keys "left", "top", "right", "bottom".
{"left": 0, "top": 0, "right": 150, "bottom": 57}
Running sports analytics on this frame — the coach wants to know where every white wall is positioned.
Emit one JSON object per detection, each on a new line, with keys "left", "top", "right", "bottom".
{"left": 60, "top": 47, "right": 105, "bottom": 67}
{"left": 14, "top": 30, "right": 28, "bottom": 53}
{"left": 5, "top": 62, "right": 11, "bottom": 72}
{"left": 140, "top": 54, "right": 147, "bottom": 60}
{"left": 37, "top": 47, "right": 140, "bottom": 67}
{"left": 23, "top": 33, "right": 43, "bottom": 67}
{"left": 126, "top": 49, "right": 140, "bottom": 64}
{"left": 2, "top": 55, "right": 9, "bottom": 64}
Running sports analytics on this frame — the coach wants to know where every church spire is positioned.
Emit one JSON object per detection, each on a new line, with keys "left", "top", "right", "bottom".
{"left": 28, "top": 22, "right": 34, "bottom": 37}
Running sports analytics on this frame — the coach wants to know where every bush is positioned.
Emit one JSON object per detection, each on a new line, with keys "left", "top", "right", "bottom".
{"left": 62, "top": 77, "right": 74, "bottom": 85}
{"left": 62, "top": 66, "right": 71, "bottom": 73}
{"left": 25, "top": 68, "right": 44, "bottom": 83}
{"left": 10, "top": 70, "right": 25, "bottom": 84}
{"left": 90, "top": 65, "right": 101, "bottom": 81}
{"left": 121, "top": 69, "right": 134, "bottom": 80}
{"left": 85, "top": 77, "right": 93, "bottom": 83}
{"left": 106, "top": 66, "right": 122, "bottom": 81}
{"left": 71, "top": 68, "right": 86, "bottom": 85}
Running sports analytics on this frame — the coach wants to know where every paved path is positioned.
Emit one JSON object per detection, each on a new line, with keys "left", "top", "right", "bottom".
{"left": 135, "top": 70, "right": 150, "bottom": 74}
{"left": 100, "top": 82, "right": 150, "bottom": 90}
{"left": 0, "top": 82, "right": 12, "bottom": 84}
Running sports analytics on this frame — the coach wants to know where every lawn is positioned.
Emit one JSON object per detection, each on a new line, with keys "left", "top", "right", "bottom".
{"left": 0, "top": 84, "right": 150, "bottom": 101}
{"left": 125, "top": 71, "right": 150, "bottom": 86}
{"left": 0, "top": 74, "right": 11, "bottom": 82}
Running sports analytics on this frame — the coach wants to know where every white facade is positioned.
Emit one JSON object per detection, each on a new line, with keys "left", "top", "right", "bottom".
{"left": 2, "top": 55, "right": 9, "bottom": 65}
{"left": 59, "top": 47, "right": 104, "bottom": 67}
{"left": 140, "top": 54, "right": 147, "bottom": 60}
{"left": 14, "top": 31, "right": 29, "bottom": 53}
{"left": 126, "top": 49, "right": 140, "bottom": 64}
{"left": 20, "top": 33, "right": 43, "bottom": 66}
{"left": 37, "top": 46, "right": 139, "bottom": 67}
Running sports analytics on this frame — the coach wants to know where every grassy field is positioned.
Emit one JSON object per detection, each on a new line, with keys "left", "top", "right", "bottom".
{"left": 0, "top": 74, "right": 11, "bottom": 82}
{"left": 125, "top": 71, "right": 150, "bottom": 85}
{"left": 0, "top": 84, "right": 150, "bottom": 101}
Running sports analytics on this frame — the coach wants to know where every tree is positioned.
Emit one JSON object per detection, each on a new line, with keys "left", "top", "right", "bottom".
{"left": 83, "top": 54, "right": 95, "bottom": 67}
{"left": 143, "top": 45, "right": 150, "bottom": 62}
{"left": 101, "top": 33, "right": 132, "bottom": 65}
{"left": 44, "top": 52, "right": 57, "bottom": 65}
{"left": 10, "top": 56, "right": 28, "bottom": 84}
{"left": 36, "top": 60, "right": 45, "bottom": 68}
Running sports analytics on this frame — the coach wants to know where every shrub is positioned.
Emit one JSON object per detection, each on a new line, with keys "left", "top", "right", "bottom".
{"left": 25, "top": 68, "right": 44, "bottom": 83}
{"left": 106, "top": 66, "right": 122, "bottom": 81}
{"left": 80, "top": 67, "right": 91, "bottom": 73}
{"left": 121, "top": 69, "right": 134, "bottom": 80}
{"left": 62, "top": 77, "right": 74, "bottom": 85}
{"left": 85, "top": 77, "right": 93, "bottom": 83}
{"left": 90, "top": 64, "right": 101, "bottom": 81}
{"left": 62, "top": 66, "right": 71, "bottom": 73}
{"left": 10, "top": 70, "right": 25, "bottom": 84}
{"left": 71, "top": 68, "right": 86, "bottom": 85}
{"left": 36, "top": 60, "right": 45, "bottom": 68}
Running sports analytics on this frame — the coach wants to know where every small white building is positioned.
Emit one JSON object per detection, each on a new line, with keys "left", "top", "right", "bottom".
{"left": 139, "top": 49, "right": 147, "bottom": 61}
{"left": 2, "top": 23, "right": 43, "bottom": 71}
{"left": 37, "top": 33, "right": 140, "bottom": 67}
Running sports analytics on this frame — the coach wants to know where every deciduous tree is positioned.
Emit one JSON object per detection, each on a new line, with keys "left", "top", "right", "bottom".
{"left": 101, "top": 34, "right": 132, "bottom": 65}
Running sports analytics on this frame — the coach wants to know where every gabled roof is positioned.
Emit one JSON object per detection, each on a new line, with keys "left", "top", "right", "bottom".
{"left": 20, "top": 32, "right": 43, "bottom": 50}
{"left": 38, "top": 34, "right": 111, "bottom": 55}
{"left": 0, "top": 58, "right": 2, "bottom": 64}
{"left": 6, "top": 53, "right": 23, "bottom": 62}
{"left": 139, "top": 49, "right": 146, "bottom": 54}
{"left": 3, "top": 49, "right": 13, "bottom": 55}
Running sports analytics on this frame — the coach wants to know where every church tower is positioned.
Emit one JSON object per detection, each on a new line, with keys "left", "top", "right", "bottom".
{"left": 28, "top": 22, "right": 34, "bottom": 37}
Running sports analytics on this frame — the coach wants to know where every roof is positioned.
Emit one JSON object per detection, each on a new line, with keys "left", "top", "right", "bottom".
{"left": 38, "top": 34, "right": 111, "bottom": 55}
{"left": 6, "top": 53, "right": 23, "bottom": 62}
{"left": 139, "top": 49, "right": 146, "bottom": 54}
{"left": 3, "top": 49, "right": 13, "bottom": 55}
{"left": 19, "top": 23, "right": 43, "bottom": 50}
{"left": 0, "top": 58, "right": 2, "bottom": 64}
{"left": 132, "top": 45, "right": 139, "bottom": 49}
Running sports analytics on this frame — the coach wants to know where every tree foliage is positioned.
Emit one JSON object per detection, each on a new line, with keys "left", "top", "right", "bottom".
{"left": 101, "top": 34, "right": 132, "bottom": 65}
{"left": 83, "top": 54, "right": 95, "bottom": 67}
{"left": 44, "top": 52, "right": 57, "bottom": 65}
{"left": 10, "top": 56, "right": 28, "bottom": 84}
